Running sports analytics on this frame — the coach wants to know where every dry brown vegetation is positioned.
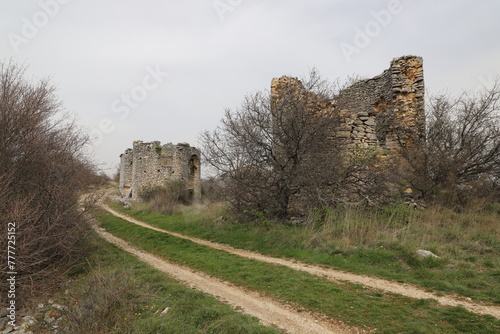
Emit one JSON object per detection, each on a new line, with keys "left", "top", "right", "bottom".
{"left": 201, "top": 69, "right": 345, "bottom": 219}
{"left": 399, "top": 79, "right": 500, "bottom": 207}
{"left": 0, "top": 61, "right": 103, "bottom": 302}
{"left": 140, "top": 182, "right": 193, "bottom": 215}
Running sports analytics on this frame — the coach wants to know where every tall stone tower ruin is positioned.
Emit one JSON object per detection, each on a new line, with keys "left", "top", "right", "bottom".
{"left": 119, "top": 141, "right": 201, "bottom": 201}
{"left": 271, "top": 55, "right": 425, "bottom": 155}
{"left": 270, "top": 55, "right": 425, "bottom": 204}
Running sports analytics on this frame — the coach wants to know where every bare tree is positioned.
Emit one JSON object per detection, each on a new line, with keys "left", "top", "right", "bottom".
{"left": 0, "top": 61, "right": 98, "bottom": 301}
{"left": 400, "top": 79, "right": 500, "bottom": 205}
{"left": 201, "top": 70, "right": 343, "bottom": 219}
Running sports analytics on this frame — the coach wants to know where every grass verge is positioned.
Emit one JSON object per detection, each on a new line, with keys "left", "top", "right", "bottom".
{"left": 106, "top": 199, "right": 500, "bottom": 304}
{"left": 51, "top": 231, "right": 282, "bottom": 333}
{"left": 95, "top": 208, "right": 500, "bottom": 333}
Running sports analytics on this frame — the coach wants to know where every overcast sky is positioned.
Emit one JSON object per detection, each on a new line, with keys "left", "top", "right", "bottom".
{"left": 1, "top": 0, "right": 499, "bottom": 175}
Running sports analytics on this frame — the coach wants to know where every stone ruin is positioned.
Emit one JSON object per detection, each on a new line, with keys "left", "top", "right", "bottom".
{"left": 272, "top": 55, "right": 425, "bottom": 154}
{"left": 271, "top": 55, "right": 425, "bottom": 204}
{"left": 119, "top": 141, "right": 201, "bottom": 201}
{"left": 119, "top": 56, "right": 424, "bottom": 206}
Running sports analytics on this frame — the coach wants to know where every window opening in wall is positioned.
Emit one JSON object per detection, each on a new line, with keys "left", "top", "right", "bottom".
{"left": 189, "top": 154, "right": 199, "bottom": 177}
{"left": 373, "top": 97, "right": 389, "bottom": 147}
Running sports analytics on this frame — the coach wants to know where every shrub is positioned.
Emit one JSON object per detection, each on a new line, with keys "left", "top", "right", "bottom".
{"left": 0, "top": 61, "right": 96, "bottom": 301}
{"left": 140, "top": 182, "right": 191, "bottom": 214}
{"left": 62, "top": 267, "right": 148, "bottom": 333}
{"left": 400, "top": 79, "right": 500, "bottom": 207}
{"left": 201, "top": 177, "right": 225, "bottom": 203}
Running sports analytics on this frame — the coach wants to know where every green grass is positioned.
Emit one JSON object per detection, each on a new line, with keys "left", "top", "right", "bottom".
{"left": 55, "top": 231, "right": 282, "bottom": 334}
{"left": 95, "top": 208, "right": 500, "bottom": 333}
{"left": 106, "top": 199, "right": 500, "bottom": 304}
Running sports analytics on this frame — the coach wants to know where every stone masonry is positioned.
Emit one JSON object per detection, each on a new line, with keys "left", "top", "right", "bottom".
{"left": 271, "top": 55, "right": 425, "bottom": 203}
{"left": 271, "top": 55, "right": 425, "bottom": 155}
{"left": 119, "top": 141, "right": 201, "bottom": 201}
{"left": 334, "top": 55, "right": 425, "bottom": 151}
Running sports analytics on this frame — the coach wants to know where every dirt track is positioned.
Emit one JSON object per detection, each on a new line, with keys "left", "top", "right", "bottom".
{"left": 92, "top": 223, "right": 363, "bottom": 334}
{"left": 100, "top": 202, "right": 500, "bottom": 320}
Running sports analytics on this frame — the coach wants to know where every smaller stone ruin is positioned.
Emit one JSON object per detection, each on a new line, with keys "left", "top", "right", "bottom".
{"left": 119, "top": 140, "right": 201, "bottom": 201}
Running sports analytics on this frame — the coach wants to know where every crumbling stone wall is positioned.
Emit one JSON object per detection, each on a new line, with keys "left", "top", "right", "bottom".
{"left": 271, "top": 55, "right": 425, "bottom": 204}
{"left": 119, "top": 141, "right": 201, "bottom": 201}
{"left": 335, "top": 55, "right": 425, "bottom": 151}
{"left": 119, "top": 148, "right": 133, "bottom": 197}
{"left": 271, "top": 55, "right": 424, "bottom": 154}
